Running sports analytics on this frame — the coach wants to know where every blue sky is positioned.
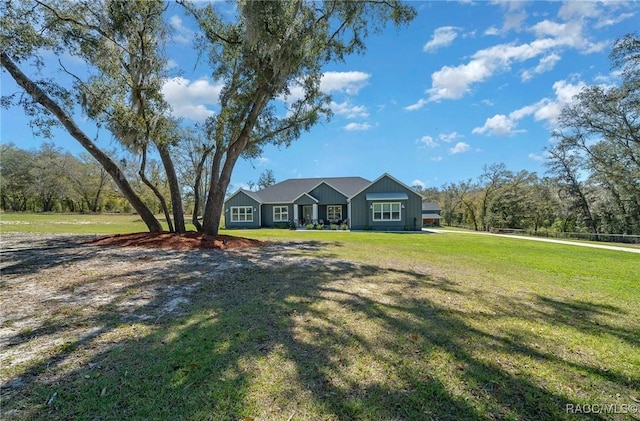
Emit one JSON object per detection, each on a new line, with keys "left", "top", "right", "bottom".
{"left": 1, "top": 1, "right": 637, "bottom": 192}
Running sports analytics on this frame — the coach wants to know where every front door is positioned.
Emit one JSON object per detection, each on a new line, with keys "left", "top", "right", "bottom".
{"left": 302, "top": 205, "right": 313, "bottom": 224}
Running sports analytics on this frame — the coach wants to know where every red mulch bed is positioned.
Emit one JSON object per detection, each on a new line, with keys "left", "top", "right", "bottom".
{"left": 86, "top": 231, "right": 266, "bottom": 250}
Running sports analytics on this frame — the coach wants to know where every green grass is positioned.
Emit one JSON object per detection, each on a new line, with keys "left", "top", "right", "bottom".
{"left": 1, "top": 215, "right": 639, "bottom": 420}
{"left": 0, "top": 212, "right": 197, "bottom": 234}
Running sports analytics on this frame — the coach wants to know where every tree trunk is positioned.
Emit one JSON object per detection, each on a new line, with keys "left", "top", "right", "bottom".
{"left": 202, "top": 143, "right": 244, "bottom": 236}
{"left": 157, "top": 143, "right": 186, "bottom": 233}
{"left": 1, "top": 52, "right": 163, "bottom": 232}
{"left": 191, "top": 145, "right": 214, "bottom": 232}
{"left": 138, "top": 146, "right": 173, "bottom": 232}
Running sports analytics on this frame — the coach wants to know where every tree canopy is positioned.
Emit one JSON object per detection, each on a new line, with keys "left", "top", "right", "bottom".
{"left": 2, "top": 0, "right": 416, "bottom": 236}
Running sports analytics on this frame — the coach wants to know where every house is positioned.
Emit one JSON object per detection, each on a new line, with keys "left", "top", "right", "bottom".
{"left": 422, "top": 201, "right": 442, "bottom": 227}
{"left": 224, "top": 173, "right": 424, "bottom": 231}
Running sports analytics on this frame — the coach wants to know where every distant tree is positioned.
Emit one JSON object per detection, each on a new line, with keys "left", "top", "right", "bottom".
{"left": 548, "top": 33, "right": 640, "bottom": 234}
{"left": 0, "top": 143, "right": 35, "bottom": 211}
{"left": 257, "top": 169, "right": 276, "bottom": 190}
{"left": 1, "top": 0, "right": 171, "bottom": 232}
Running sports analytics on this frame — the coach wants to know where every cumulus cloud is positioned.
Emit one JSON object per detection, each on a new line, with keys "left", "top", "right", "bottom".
{"left": 162, "top": 77, "right": 223, "bottom": 122}
{"left": 416, "top": 135, "right": 438, "bottom": 148}
{"left": 449, "top": 142, "right": 470, "bottom": 154}
{"left": 423, "top": 26, "right": 460, "bottom": 53}
{"left": 471, "top": 79, "right": 587, "bottom": 136}
{"left": 169, "top": 15, "right": 193, "bottom": 45}
{"left": 521, "top": 53, "right": 561, "bottom": 81}
{"left": 424, "top": 3, "right": 621, "bottom": 102}
{"left": 404, "top": 98, "right": 427, "bottom": 111}
{"left": 343, "top": 122, "right": 372, "bottom": 131}
{"left": 412, "top": 179, "right": 426, "bottom": 189}
{"left": 330, "top": 101, "right": 369, "bottom": 119}
{"left": 282, "top": 71, "right": 371, "bottom": 104}
{"left": 320, "top": 71, "right": 370, "bottom": 95}
{"left": 439, "top": 131, "right": 463, "bottom": 143}
{"left": 472, "top": 114, "right": 524, "bottom": 137}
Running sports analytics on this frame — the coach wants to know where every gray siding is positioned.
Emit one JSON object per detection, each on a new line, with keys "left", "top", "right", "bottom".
{"left": 224, "top": 192, "right": 261, "bottom": 229}
{"left": 294, "top": 195, "right": 316, "bottom": 205}
{"left": 262, "top": 204, "right": 292, "bottom": 227}
{"left": 350, "top": 175, "right": 422, "bottom": 231}
{"left": 309, "top": 183, "right": 348, "bottom": 204}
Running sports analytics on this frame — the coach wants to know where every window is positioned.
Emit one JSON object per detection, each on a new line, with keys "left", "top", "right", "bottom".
{"left": 231, "top": 206, "right": 253, "bottom": 222}
{"left": 327, "top": 205, "right": 342, "bottom": 220}
{"left": 372, "top": 202, "right": 401, "bottom": 221}
{"left": 273, "top": 206, "right": 289, "bottom": 222}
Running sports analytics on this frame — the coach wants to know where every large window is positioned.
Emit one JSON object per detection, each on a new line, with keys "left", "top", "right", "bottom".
{"left": 231, "top": 206, "right": 253, "bottom": 222}
{"left": 327, "top": 205, "right": 342, "bottom": 220}
{"left": 273, "top": 206, "right": 289, "bottom": 222}
{"left": 372, "top": 202, "right": 401, "bottom": 221}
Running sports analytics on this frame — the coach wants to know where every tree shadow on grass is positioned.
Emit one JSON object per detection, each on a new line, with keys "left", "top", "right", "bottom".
{"left": 1, "top": 240, "right": 635, "bottom": 420}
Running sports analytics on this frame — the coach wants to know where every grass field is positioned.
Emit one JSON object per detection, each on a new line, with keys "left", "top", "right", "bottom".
{"left": 1, "top": 214, "right": 639, "bottom": 420}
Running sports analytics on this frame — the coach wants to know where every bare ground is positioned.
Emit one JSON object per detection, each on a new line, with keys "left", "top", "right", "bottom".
{"left": 0, "top": 232, "right": 324, "bottom": 416}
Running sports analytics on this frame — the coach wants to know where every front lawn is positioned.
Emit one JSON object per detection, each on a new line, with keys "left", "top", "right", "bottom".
{"left": 1, "top": 224, "right": 638, "bottom": 420}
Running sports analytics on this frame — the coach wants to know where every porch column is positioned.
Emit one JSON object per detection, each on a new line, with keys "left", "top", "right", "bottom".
{"left": 293, "top": 205, "right": 299, "bottom": 226}
{"left": 347, "top": 201, "right": 352, "bottom": 228}
{"left": 312, "top": 203, "right": 318, "bottom": 222}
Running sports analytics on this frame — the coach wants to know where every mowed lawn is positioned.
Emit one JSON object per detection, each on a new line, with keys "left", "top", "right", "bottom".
{"left": 1, "top": 214, "right": 639, "bottom": 420}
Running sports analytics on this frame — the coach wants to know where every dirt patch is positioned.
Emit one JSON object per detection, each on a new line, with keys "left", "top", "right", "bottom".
{"left": 0, "top": 232, "right": 320, "bottom": 413}
{"left": 86, "top": 231, "right": 266, "bottom": 250}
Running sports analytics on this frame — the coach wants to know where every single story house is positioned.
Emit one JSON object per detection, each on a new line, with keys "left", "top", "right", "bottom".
{"left": 422, "top": 202, "right": 442, "bottom": 227}
{"left": 224, "top": 173, "right": 424, "bottom": 231}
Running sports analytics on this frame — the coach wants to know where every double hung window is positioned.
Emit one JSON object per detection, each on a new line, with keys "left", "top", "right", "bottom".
{"left": 372, "top": 202, "right": 401, "bottom": 221}
{"left": 231, "top": 206, "right": 253, "bottom": 222}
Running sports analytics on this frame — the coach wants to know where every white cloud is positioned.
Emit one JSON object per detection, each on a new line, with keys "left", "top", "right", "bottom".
{"left": 162, "top": 77, "right": 223, "bottom": 122}
{"left": 423, "top": 26, "right": 460, "bottom": 53}
{"left": 521, "top": 53, "right": 561, "bottom": 81}
{"left": 472, "top": 78, "right": 587, "bottom": 136}
{"left": 472, "top": 114, "right": 523, "bottom": 137}
{"left": 484, "top": 26, "right": 500, "bottom": 36}
{"left": 404, "top": 98, "right": 427, "bottom": 111}
{"left": 426, "top": 8, "right": 610, "bottom": 102}
{"left": 528, "top": 153, "right": 544, "bottom": 161}
{"left": 417, "top": 135, "right": 438, "bottom": 148}
{"left": 343, "top": 122, "right": 372, "bottom": 131}
{"left": 169, "top": 15, "right": 193, "bottom": 45}
{"left": 330, "top": 101, "right": 369, "bottom": 119}
{"left": 431, "top": 156, "right": 443, "bottom": 162}
{"left": 449, "top": 142, "right": 470, "bottom": 154}
{"left": 412, "top": 179, "right": 426, "bottom": 189}
{"left": 439, "top": 132, "right": 463, "bottom": 143}
{"left": 320, "top": 71, "right": 370, "bottom": 95}
{"left": 282, "top": 71, "right": 371, "bottom": 104}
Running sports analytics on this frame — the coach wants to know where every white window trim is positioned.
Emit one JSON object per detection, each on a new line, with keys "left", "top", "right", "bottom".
{"left": 372, "top": 202, "right": 401, "bottom": 222}
{"left": 273, "top": 205, "right": 289, "bottom": 222}
{"left": 231, "top": 206, "right": 254, "bottom": 223}
{"left": 327, "top": 205, "right": 342, "bottom": 220}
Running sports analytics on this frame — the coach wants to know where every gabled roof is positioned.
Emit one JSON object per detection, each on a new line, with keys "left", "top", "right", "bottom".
{"left": 253, "top": 176, "right": 371, "bottom": 203}
{"left": 351, "top": 173, "right": 425, "bottom": 200}
{"left": 226, "top": 188, "right": 263, "bottom": 203}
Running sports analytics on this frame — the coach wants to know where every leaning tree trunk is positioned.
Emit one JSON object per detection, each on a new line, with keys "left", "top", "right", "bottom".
{"left": 157, "top": 143, "right": 186, "bottom": 233}
{"left": 1, "top": 52, "right": 163, "bottom": 232}
{"left": 191, "top": 145, "right": 214, "bottom": 232}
